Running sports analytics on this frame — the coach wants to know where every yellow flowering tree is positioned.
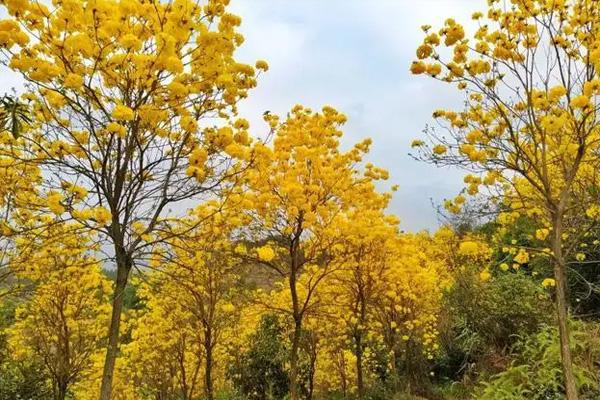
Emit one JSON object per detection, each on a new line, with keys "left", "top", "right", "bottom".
{"left": 368, "top": 232, "right": 450, "bottom": 385}
{"left": 0, "top": 0, "right": 265, "bottom": 397}
{"left": 125, "top": 201, "right": 246, "bottom": 400}
{"left": 410, "top": 1, "right": 600, "bottom": 397}
{"left": 240, "top": 105, "right": 390, "bottom": 400}
{"left": 298, "top": 221, "right": 453, "bottom": 397}
{"left": 6, "top": 224, "right": 111, "bottom": 400}
{"left": 324, "top": 210, "right": 399, "bottom": 399}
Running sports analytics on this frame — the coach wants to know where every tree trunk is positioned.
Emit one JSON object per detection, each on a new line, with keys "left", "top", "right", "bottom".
{"left": 289, "top": 226, "right": 303, "bottom": 400}
{"left": 554, "top": 261, "right": 579, "bottom": 400}
{"left": 355, "top": 332, "right": 364, "bottom": 400}
{"left": 204, "top": 328, "right": 214, "bottom": 400}
{"left": 552, "top": 218, "right": 579, "bottom": 400}
{"left": 99, "top": 253, "right": 131, "bottom": 400}
{"left": 289, "top": 318, "right": 302, "bottom": 400}
{"left": 55, "top": 379, "right": 68, "bottom": 400}
{"left": 390, "top": 347, "right": 400, "bottom": 392}
{"left": 307, "top": 334, "right": 317, "bottom": 400}
{"left": 355, "top": 293, "right": 367, "bottom": 400}
{"left": 338, "top": 350, "right": 348, "bottom": 399}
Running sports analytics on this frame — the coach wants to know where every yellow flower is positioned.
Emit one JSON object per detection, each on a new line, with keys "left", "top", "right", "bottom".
{"left": 591, "top": 48, "right": 600, "bottom": 67}
{"left": 186, "top": 166, "right": 206, "bottom": 182}
{"left": 256, "top": 245, "right": 275, "bottom": 262}
{"left": 132, "top": 221, "right": 146, "bottom": 236}
{"left": 548, "top": 85, "right": 566, "bottom": 100}
{"left": 94, "top": 207, "right": 112, "bottom": 226}
{"left": 69, "top": 185, "right": 88, "bottom": 201}
{"left": 426, "top": 63, "right": 441, "bottom": 76}
{"left": 513, "top": 249, "right": 529, "bottom": 264}
{"left": 444, "top": 21, "right": 465, "bottom": 46}
{"left": 542, "top": 278, "right": 556, "bottom": 288}
{"left": 64, "top": 73, "right": 84, "bottom": 90}
{"left": 112, "top": 104, "right": 135, "bottom": 121}
{"left": 458, "top": 241, "right": 479, "bottom": 256}
{"left": 47, "top": 191, "right": 65, "bottom": 215}
{"left": 410, "top": 61, "right": 427, "bottom": 74}
{"left": 535, "top": 228, "right": 549, "bottom": 241}
{"left": 416, "top": 44, "right": 433, "bottom": 59}
{"left": 189, "top": 147, "right": 208, "bottom": 167}
{"left": 499, "top": 263, "right": 509, "bottom": 271}
{"left": 0, "top": 19, "right": 28, "bottom": 47}
{"left": 167, "top": 81, "right": 188, "bottom": 97}
{"left": 106, "top": 122, "right": 127, "bottom": 138}
{"left": 540, "top": 115, "right": 565, "bottom": 134}
{"left": 479, "top": 270, "right": 491, "bottom": 281}
{"left": 255, "top": 60, "right": 269, "bottom": 71}
{"left": 180, "top": 116, "right": 197, "bottom": 133}
{"left": 234, "top": 118, "right": 250, "bottom": 130}
{"left": 432, "top": 144, "right": 447, "bottom": 155}
{"left": 119, "top": 33, "right": 142, "bottom": 51}
{"left": 221, "top": 303, "right": 236, "bottom": 313}
{"left": 164, "top": 56, "right": 183, "bottom": 74}
{"left": 570, "top": 95, "right": 590, "bottom": 109}
{"left": 584, "top": 79, "right": 600, "bottom": 97}
{"left": 586, "top": 204, "right": 600, "bottom": 219}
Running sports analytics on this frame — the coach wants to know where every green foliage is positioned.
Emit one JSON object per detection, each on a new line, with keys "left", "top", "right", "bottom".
{"left": 228, "top": 315, "right": 290, "bottom": 400}
{"left": 0, "top": 95, "right": 31, "bottom": 139}
{"left": 435, "top": 270, "right": 551, "bottom": 381}
{"left": 477, "top": 322, "right": 600, "bottom": 400}
{"left": 0, "top": 360, "right": 51, "bottom": 400}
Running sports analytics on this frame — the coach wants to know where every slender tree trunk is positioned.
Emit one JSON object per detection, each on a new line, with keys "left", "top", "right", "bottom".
{"left": 55, "top": 379, "right": 68, "bottom": 400}
{"left": 338, "top": 350, "right": 348, "bottom": 399}
{"left": 307, "top": 335, "right": 317, "bottom": 400}
{"left": 307, "top": 359, "right": 315, "bottom": 400}
{"left": 552, "top": 217, "right": 579, "bottom": 400}
{"left": 390, "top": 347, "right": 400, "bottom": 391}
{"left": 289, "top": 226, "right": 303, "bottom": 400}
{"left": 355, "top": 292, "right": 367, "bottom": 400}
{"left": 204, "top": 328, "right": 214, "bottom": 400}
{"left": 58, "top": 383, "right": 67, "bottom": 400}
{"left": 289, "top": 317, "right": 302, "bottom": 400}
{"left": 355, "top": 332, "right": 364, "bottom": 400}
{"left": 99, "top": 251, "right": 131, "bottom": 400}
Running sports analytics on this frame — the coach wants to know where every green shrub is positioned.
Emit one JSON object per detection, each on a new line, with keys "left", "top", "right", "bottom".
{"left": 476, "top": 321, "right": 600, "bottom": 400}
{"left": 435, "top": 270, "right": 552, "bottom": 382}
{"left": 228, "top": 314, "right": 290, "bottom": 400}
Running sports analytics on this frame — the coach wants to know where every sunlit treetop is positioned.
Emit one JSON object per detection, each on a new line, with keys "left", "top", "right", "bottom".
{"left": 0, "top": 0, "right": 267, "bottom": 257}
{"left": 246, "top": 105, "right": 393, "bottom": 237}
{"left": 0, "top": 0, "right": 263, "bottom": 114}
{"left": 410, "top": 0, "right": 600, "bottom": 255}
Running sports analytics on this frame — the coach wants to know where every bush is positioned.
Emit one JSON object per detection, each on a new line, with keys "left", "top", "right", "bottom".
{"left": 477, "top": 321, "right": 600, "bottom": 400}
{"left": 228, "top": 314, "right": 290, "bottom": 400}
{"left": 434, "top": 270, "right": 552, "bottom": 381}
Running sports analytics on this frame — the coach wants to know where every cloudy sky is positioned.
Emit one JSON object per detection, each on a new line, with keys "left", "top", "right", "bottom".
{"left": 228, "top": 0, "right": 479, "bottom": 231}
{"left": 0, "top": 0, "right": 481, "bottom": 231}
